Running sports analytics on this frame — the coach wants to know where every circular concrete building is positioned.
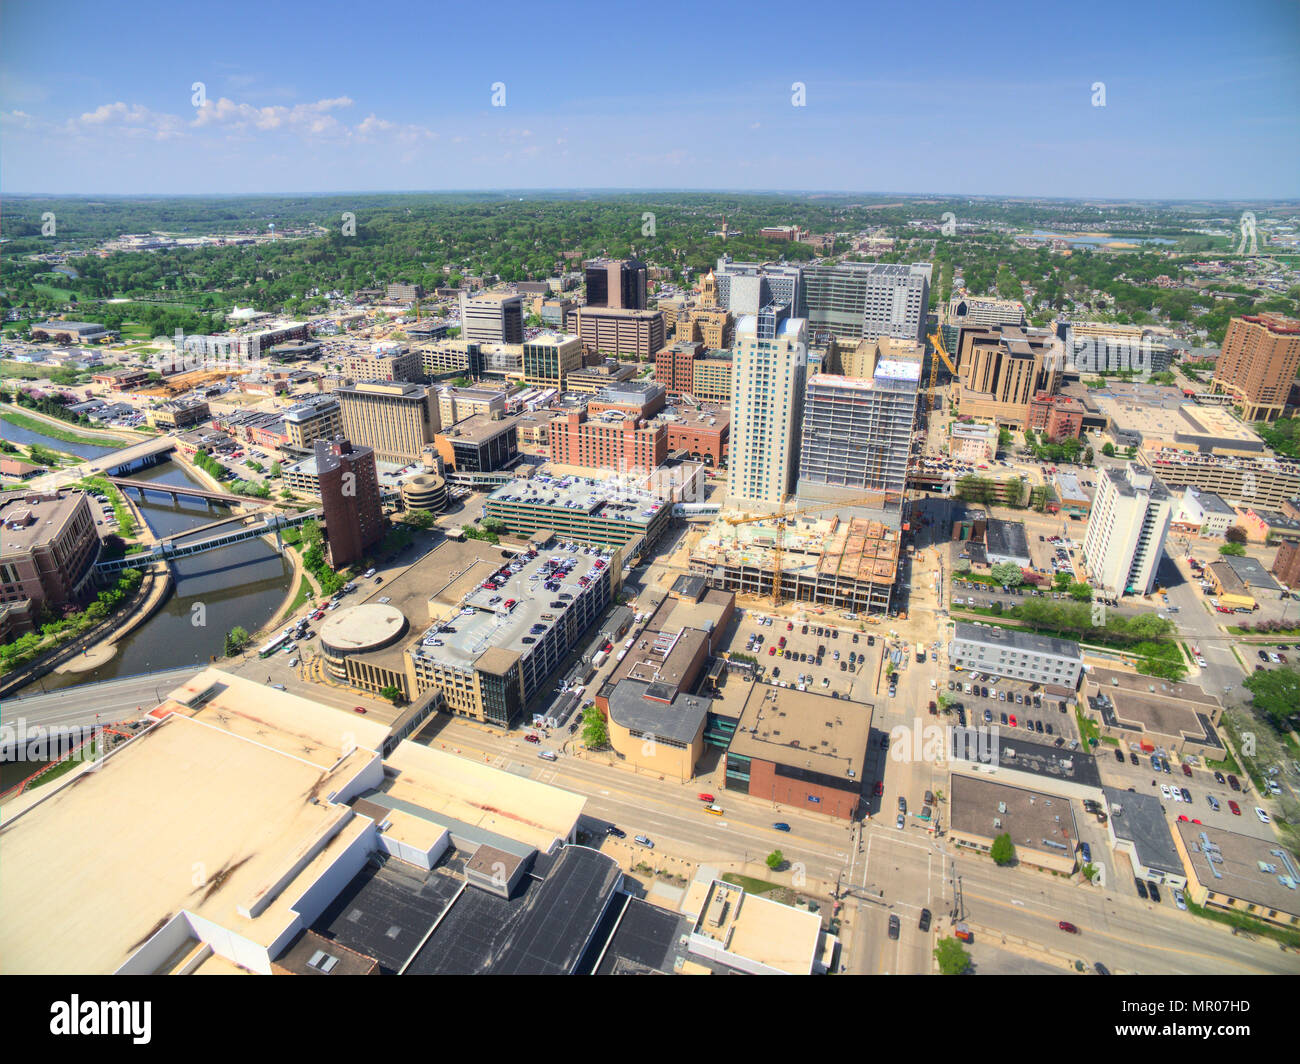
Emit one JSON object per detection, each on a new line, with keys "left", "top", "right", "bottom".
{"left": 401, "top": 472, "right": 447, "bottom": 514}
{"left": 319, "top": 603, "right": 409, "bottom": 682}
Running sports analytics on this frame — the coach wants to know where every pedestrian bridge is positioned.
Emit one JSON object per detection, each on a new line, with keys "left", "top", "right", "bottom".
{"left": 96, "top": 509, "right": 321, "bottom": 574}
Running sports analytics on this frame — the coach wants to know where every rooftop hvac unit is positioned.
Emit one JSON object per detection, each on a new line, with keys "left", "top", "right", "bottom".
{"left": 992, "top": 818, "right": 1002, "bottom": 829}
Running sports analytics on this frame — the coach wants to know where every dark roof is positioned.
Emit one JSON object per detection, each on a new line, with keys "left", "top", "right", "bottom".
{"left": 607, "top": 677, "right": 711, "bottom": 745}
{"left": 985, "top": 518, "right": 1030, "bottom": 562}
{"left": 595, "top": 897, "right": 690, "bottom": 975}
{"left": 311, "top": 856, "right": 461, "bottom": 975}
{"left": 1102, "top": 786, "right": 1184, "bottom": 876}
{"left": 406, "top": 845, "right": 621, "bottom": 976}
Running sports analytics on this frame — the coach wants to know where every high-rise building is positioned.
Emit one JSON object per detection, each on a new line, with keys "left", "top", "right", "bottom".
{"left": 316, "top": 438, "right": 383, "bottom": 569}
{"left": 341, "top": 343, "right": 422, "bottom": 383}
{"left": 459, "top": 291, "right": 524, "bottom": 345}
{"left": 574, "top": 307, "right": 665, "bottom": 360}
{"left": 727, "top": 305, "right": 807, "bottom": 509}
{"left": 954, "top": 324, "right": 1065, "bottom": 427}
{"left": 1082, "top": 463, "right": 1174, "bottom": 597}
{"left": 0, "top": 491, "right": 100, "bottom": 613}
{"left": 283, "top": 395, "right": 343, "bottom": 451}
{"left": 797, "top": 361, "right": 919, "bottom": 511}
{"left": 714, "top": 257, "right": 804, "bottom": 317}
{"left": 655, "top": 341, "right": 704, "bottom": 397}
{"left": 521, "top": 332, "right": 584, "bottom": 389}
{"left": 584, "top": 258, "right": 647, "bottom": 310}
{"left": 336, "top": 381, "right": 440, "bottom": 464}
{"left": 802, "top": 261, "right": 932, "bottom": 343}
{"left": 1211, "top": 313, "right": 1300, "bottom": 423}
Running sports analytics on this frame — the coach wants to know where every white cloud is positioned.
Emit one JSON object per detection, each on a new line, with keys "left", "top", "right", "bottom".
{"left": 74, "top": 102, "right": 185, "bottom": 140}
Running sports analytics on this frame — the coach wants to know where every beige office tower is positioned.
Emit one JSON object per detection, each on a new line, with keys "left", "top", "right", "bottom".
{"left": 1211, "top": 313, "right": 1300, "bottom": 423}
{"left": 727, "top": 305, "right": 808, "bottom": 510}
{"left": 459, "top": 290, "right": 524, "bottom": 344}
{"left": 336, "top": 381, "right": 441, "bottom": 464}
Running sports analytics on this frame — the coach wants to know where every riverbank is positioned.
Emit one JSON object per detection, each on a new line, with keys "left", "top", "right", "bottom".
{"left": 0, "top": 402, "right": 145, "bottom": 447}
{"left": 56, "top": 563, "right": 175, "bottom": 675}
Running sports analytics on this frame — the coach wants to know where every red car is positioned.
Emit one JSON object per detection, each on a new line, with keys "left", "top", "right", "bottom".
{"left": 786, "top": 622, "right": 793, "bottom": 632}
{"left": 768, "top": 646, "right": 776, "bottom": 656}
{"left": 874, "top": 781, "right": 885, "bottom": 797}
{"left": 1178, "top": 814, "right": 1189, "bottom": 822}
{"left": 354, "top": 706, "right": 367, "bottom": 715}
{"left": 1057, "top": 921, "right": 1079, "bottom": 934}
{"left": 698, "top": 793, "right": 715, "bottom": 803}
{"left": 1228, "top": 800, "right": 1241, "bottom": 816}
{"left": 1009, "top": 714, "right": 1017, "bottom": 727}
{"left": 524, "top": 734, "right": 540, "bottom": 744}
{"left": 312, "top": 609, "right": 326, "bottom": 620}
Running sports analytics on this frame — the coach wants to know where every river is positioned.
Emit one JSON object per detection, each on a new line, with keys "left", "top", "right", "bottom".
{"left": 5, "top": 425, "right": 294, "bottom": 694}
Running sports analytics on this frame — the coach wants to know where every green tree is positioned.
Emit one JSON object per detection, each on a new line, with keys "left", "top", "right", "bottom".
{"left": 990, "top": 832, "right": 1016, "bottom": 866}
{"left": 405, "top": 508, "right": 436, "bottom": 529}
{"left": 300, "top": 519, "right": 324, "bottom": 549}
{"left": 581, "top": 704, "right": 609, "bottom": 749}
{"left": 990, "top": 561, "right": 1024, "bottom": 587}
{"left": 766, "top": 850, "right": 784, "bottom": 871}
{"left": 379, "top": 685, "right": 404, "bottom": 705}
{"left": 1102, "top": 442, "right": 1116, "bottom": 457}
{"left": 1219, "top": 542, "right": 1246, "bottom": 557}
{"left": 224, "top": 625, "right": 251, "bottom": 657}
{"left": 1224, "top": 525, "right": 1247, "bottom": 545}
{"left": 1242, "top": 666, "right": 1300, "bottom": 728}
{"left": 934, "top": 937, "right": 972, "bottom": 975}
{"left": 1068, "top": 582, "right": 1094, "bottom": 602}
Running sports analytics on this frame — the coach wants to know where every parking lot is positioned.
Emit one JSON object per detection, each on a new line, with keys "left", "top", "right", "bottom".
{"left": 737, "top": 613, "right": 883, "bottom": 703}
{"left": 946, "top": 666, "right": 1080, "bottom": 747}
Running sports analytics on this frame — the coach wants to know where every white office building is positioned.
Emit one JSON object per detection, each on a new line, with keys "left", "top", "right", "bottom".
{"left": 1082, "top": 463, "right": 1175, "bottom": 597}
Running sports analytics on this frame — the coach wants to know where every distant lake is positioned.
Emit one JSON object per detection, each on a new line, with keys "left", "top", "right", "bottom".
{"left": 1030, "top": 230, "right": 1176, "bottom": 247}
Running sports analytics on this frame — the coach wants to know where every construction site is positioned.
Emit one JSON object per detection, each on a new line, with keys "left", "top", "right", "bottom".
{"left": 687, "top": 512, "right": 902, "bottom": 615}
{"left": 132, "top": 368, "right": 230, "bottom": 398}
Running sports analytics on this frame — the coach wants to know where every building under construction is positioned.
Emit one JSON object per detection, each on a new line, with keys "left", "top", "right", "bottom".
{"left": 689, "top": 514, "right": 901, "bottom": 614}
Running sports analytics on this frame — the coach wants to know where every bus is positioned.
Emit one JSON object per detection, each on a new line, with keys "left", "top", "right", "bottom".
{"left": 259, "top": 633, "right": 290, "bottom": 658}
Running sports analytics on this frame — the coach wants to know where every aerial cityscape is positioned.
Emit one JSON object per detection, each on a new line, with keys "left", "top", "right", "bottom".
{"left": 2, "top": 0, "right": 1300, "bottom": 1001}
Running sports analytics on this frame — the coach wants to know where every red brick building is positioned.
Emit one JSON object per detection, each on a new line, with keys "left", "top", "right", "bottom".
{"left": 1271, "top": 540, "right": 1300, "bottom": 589}
{"left": 661, "top": 406, "right": 730, "bottom": 467}
{"left": 549, "top": 409, "right": 666, "bottom": 473}
{"left": 316, "top": 438, "right": 383, "bottom": 569}
{"left": 1027, "top": 391, "right": 1084, "bottom": 441}
{"left": 654, "top": 341, "right": 703, "bottom": 397}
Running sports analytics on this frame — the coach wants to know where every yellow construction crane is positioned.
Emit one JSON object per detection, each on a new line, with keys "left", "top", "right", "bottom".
{"left": 725, "top": 494, "right": 897, "bottom": 607}
{"left": 927, "top": 330, "right": 959, "bottom": 412}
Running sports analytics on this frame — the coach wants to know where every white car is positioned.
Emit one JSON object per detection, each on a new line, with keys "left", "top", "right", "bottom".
{"left": 1173, "top": 888, "right": 1187, "bottom": 911}
{"left": 1160, "top": 784, "right": 1173, "bottom": 801}
{"left": 1195, "top": 656, "right": 1208, "bottom": 668}
{"left": 1255, "top": 807, "right": 1271, "bottom": 824}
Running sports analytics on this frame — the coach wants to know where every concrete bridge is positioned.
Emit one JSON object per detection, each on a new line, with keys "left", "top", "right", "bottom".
{"left": 83, "top": 437, "right": 176, "bottom": 476}
{"left": 96, "top": 509, "right": 321, "bottom": 574}
{"left": 104, "top": 475, "right": 258, "bottom": 506}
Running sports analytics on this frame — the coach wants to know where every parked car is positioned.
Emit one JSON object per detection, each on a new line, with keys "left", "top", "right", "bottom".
{"left": 1227, "top": 774, "right": 1241, "bottom": 791}
{"left": 1147, "top": 882, "right": 1162, "bottom": 904}
{"left": 1134, "top": 878, "right": 1148, "bottom": 900}
{"left": 888, "top": 914, "right": 901, "bottom": 940}
{"left": 634, "top": 835, "right": 654, "bottom": 848}
{"left": 1173, "top": 888, "right": 1187, "bottom": 911}
{"left": 1256, "top": 807, "right": 1271, "bottom": 824}
{"left": 1214, "top": 770, "right": 1226, "bottom": 785}
{"left": 605, "top": 826, "right": 626, "bottom": 839}
{"left": 896, "top": 813, "right": 905, "bottom": 830}
{"left": 1228, "top": 800, "right": 1241, "bottom": 816}
{"left": 1079, "top": 842, "right": 1092, "bottom": 863}
{"left": 1182, "top": 763, "right": 1193, "bottom": 778}
{"left": 1207, "top": 795, "right": 1220, "bottom": 811}
{"left": 918, "top": 908, "right": 932, "bottom": 932}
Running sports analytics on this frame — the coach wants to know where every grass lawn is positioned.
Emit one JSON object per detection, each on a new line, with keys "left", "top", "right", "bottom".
{"left": 0, "top": 359, "right": 56, "bottom": 380}
{"left": 0, "top": 406, "right": 118, "bottom": 447}
{"left": 1185, "top": 899, "right": 1300, "bottom": 950}
{"left": 1075, "top": 705, "right": 1102, "bottom": 746}
{"left": 722, "top": 872, "right": 792, "bottom": 900}
{"left": 285, "top": 572, "right": 313, "bottom": 618}
{"left": 27, "top": 741, "right": 99, "bottom": 791}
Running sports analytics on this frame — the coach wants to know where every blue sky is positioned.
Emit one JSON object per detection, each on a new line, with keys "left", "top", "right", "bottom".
{"left": 2, "top": 0, "right": 1297, "bottom": 198}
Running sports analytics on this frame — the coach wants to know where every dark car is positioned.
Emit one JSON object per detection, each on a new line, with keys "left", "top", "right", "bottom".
{"left": 1258, "top": 649, "right": 1270, "bottom": 662}
{"left": 1182, "top": 762, "right": 1193, "bottom": 777}
{"left": 1114, "top": 748, "right": 1125, "bottom": 763}
{"left": 1035, "top": 720, "right": 1044, "bottom": 733}
{"left": 1130, "top": 752, "right": 1140, "bottom": 766}
{"left": 948, "top": 680, "right": 955, "bottom": 691}
{"left": 918, "top": 908, "right": 932, "bottom": 932}
{"left": 606, "top": 825, "right": 626, "bottom": 838}
{"left": 1134, "top": 878, "right": 1149, "bottom": 900}
{"left": 1000, "top": 712, "right": 1008, "bottom": 725}
{"left": 1214, "top": 770, "right": 1227, "bottom": 785}
{"left": 773, "top": 822, "right": 791, "bottom": 832}
{"left": 1094, "top": 962, "right": 1111, "bottom": 976}
{"left": 898, "top": 796, "right": 907, "bottom": 813}
{"left": 1147, "top": 881, "right": 1162, "bottom": 904}
{"left": 888, "top": 914, "right": 901, "bottom": 940}
{"left": 1227, "top": 774, "right": 1241, "bottom": 792}
{"left": 1180, "top": 787, "right": 1192, "bottom": 803}
{"left": 980, "top": 686, "right": 989, "bottom": 699}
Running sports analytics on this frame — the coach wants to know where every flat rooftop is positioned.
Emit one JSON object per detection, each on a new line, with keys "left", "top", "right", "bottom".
{"left": 1102, "top": 787, "right": 1184, "bottom": 876}
{"left": 949, "top": 774, "right": 1079, "bottom": 854}
{"left": 727, "top": 682, "right": 872, "bottom": 782}
{"left": 1175, "top": 822, "right": 1300, "bottom": 919}
{"left": 439, "top": 411, "right": 522, "bottom": 444}
{"left": 685, "top": 878, "right": 823, "bottom": 975}
{"left": 953, "top": 621, "right": 1083, "bottom": 662}
{"left": 0, "top": 669, "right": 385, "bottom": 974}
{"left": 0, "top": 491, "right": 88, "bottom": 555}
{"left": 487, "top": 471, "right": 665, "bottom": 520}
{"left": 408, "top": 540, "right": 616, "bottom": 673}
